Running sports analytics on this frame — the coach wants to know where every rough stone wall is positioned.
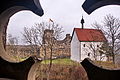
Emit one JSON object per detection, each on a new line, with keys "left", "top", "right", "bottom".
{"left": 42, "top": 29, "right": 71, "bottom": 59}
{"left": 6, "top": 30, "right": 71, "bottom": 60}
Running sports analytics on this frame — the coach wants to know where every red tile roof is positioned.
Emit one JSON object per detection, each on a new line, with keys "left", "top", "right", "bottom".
{"left": 74, "top": 28, "right": 107, "bottom": 42}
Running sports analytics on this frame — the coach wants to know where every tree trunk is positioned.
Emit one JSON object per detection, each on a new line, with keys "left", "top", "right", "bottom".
{"left": 49, "top": 47, "right": 53, "bottom": 71}
{"left": 112, "top": 53, "right": 115, "bottom": 64}
{"left": 112, "top": 35, "right": 115, "bottom": 64}
{"left": 47, "top": 47, "right": 53, "bottom": 80}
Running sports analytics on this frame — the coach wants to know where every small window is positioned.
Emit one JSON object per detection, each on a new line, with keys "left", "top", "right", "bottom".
{"left": 97, "top": 45, "right": 99, "bottom": 47}
{"left": 83, "top": 44, "right": 85, "bottom": 47}
{"left": 90, "top": 44, "right": 92, "bottom": 47}
{"left": 88, "top": 53, "right": 90, "bottom": 57}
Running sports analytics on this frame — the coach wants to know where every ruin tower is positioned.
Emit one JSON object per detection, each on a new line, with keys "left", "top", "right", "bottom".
{"left": 43, "top": 29, "right": 54, "bottom": 44}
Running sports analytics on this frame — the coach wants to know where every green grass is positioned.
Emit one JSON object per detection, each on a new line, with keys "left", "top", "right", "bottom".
{"left": 41, "top": 58, "right": 80, "bottom": 65}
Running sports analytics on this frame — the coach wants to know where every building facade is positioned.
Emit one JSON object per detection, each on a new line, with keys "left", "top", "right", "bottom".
{"left": 71, "top": 28, "right": 107, "bottom": 62}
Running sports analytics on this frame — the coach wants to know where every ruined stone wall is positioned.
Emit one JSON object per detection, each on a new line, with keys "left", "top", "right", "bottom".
{"left": 42, "top": 29, "right": 71, "bottom": 59}
{"left": 6, "top": 30, "right": 71, "bottom": 60}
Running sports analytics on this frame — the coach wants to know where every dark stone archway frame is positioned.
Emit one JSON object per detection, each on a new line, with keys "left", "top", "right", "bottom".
{"left": 81, "top": 58, "right": 120, "bottom": 80}
{"left": 1, "top": 0, "right": 120, "bottom": 80}
{"left": 0, "top": 0, "right": 43, "bottom": 80}
{"left": 0, "top": 0, "right": 43, "bottom": 62}
{"left": 82, "top": 0, "right": 120, "bottom": 14}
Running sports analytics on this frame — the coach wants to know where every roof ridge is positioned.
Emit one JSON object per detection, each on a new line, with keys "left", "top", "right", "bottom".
{"left": 74, "top": 28, "right": 100, "bottom": 31}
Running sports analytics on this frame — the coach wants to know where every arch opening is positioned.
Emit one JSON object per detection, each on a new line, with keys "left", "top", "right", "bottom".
{"left": 0, "top": 0, "right": 44, "bottom": 62}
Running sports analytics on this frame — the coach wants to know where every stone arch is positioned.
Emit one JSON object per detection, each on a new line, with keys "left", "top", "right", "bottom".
{"left": 82, "top": 0, "right": 120, "bottom": 14}
{"left": 81, "top": 58, "right": 120, "bottom": 80}
{"left": 0, "top": 0, "right": 43, "bottom": 62}
{"left": 0, "top": 0, "right": 44, "bottom": 80}
{"left": 27, "top": 62, "right": 40, "bottom": 80}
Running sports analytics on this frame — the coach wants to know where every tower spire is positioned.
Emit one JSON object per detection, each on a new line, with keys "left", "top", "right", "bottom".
{"left": 81, "top": 15, "right": 85, "bottom": 29}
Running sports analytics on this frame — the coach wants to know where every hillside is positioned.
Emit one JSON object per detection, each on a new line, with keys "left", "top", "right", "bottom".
{"left": 35, "top": 58, "right": 88, "bottom": 80}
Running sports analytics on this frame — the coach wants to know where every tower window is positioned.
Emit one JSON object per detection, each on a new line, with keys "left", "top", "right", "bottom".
{"left": 83, "top": 44, "right": 85, "bottom": 47}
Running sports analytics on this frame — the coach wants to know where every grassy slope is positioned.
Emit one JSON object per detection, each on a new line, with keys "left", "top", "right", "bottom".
{"left": 41, "top": 58, "right": 80, "bottom": 65}
{"left": 36, "top": 58, "right": 88, "bottom": 80}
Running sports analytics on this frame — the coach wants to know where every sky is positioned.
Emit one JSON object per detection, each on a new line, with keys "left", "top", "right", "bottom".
{"left": 7, "top": 0, "right": 120, "bottom": 44}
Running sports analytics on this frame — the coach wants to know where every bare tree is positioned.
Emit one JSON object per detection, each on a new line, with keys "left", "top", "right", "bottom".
{"left": 83, "top": 42, "right": 105, "bottom": 61}
{"left": 22, "top": 21, "right": 63, "bottom": 56}
{"left": 92, "top": 14, "right": 120, "bottom": 64}
{"left": 99, "top": 42, "right": 112, "bottom": 61}
{"left": 42, "top": 21, "right": 63, "bottom": 80}
{"left": 22, "top": 21, "right": 64, "bottom": 80}
{"left": 22, "top": 27, "right": 42, "bottom": 58}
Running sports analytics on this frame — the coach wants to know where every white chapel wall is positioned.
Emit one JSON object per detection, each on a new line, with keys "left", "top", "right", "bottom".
{"left": 81, "top": 42, "right": 107, "bottom": 61}
{"left": 71, "top": 32, "right": 81, "bottom": 62}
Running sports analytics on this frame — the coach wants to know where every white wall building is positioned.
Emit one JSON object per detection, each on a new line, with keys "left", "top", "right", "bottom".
{"left": 71, "top": 28, "right": 107, "bottom": 62}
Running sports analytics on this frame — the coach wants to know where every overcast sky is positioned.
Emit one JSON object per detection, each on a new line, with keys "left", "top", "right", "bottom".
{"left": 7, "top": 0, "right": 120, "bottom": 44}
